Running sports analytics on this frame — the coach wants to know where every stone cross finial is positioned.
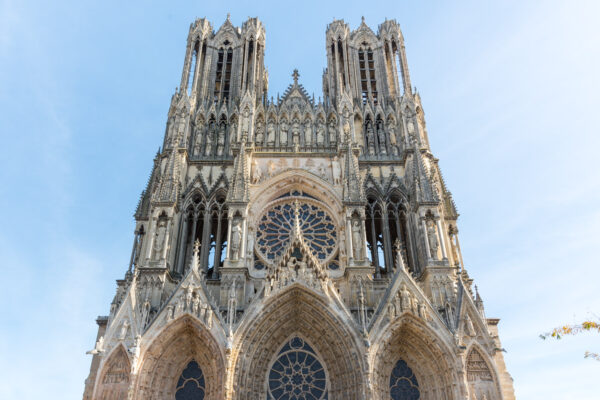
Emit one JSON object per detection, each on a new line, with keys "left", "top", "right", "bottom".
{"left": 292, "top": 69, "right": 300, "bottom": 85}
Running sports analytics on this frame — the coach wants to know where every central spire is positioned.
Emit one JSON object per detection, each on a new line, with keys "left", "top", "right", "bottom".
{"left": 292, "top": 69, "right": 300, "bottom": 85}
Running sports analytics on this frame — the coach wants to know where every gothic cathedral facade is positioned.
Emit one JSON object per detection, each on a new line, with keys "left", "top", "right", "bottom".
{"left": 83, "top": 16, "right": 516, "bottom": 400}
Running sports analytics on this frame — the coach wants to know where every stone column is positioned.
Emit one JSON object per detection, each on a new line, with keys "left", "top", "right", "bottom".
{"left": 436, "top": 218, "right": 448, "bottom": 260}
{"left": 176, "top": 214, "right": 189, "bottom": 274}
{"left": 421, "top": 217, "right": 431, "bottom": 262}
{"left": 200, "top": 209, "right": 212, "bottom": 272}
{"left": 212, "top": 209, "right": 223, "bottom": 278}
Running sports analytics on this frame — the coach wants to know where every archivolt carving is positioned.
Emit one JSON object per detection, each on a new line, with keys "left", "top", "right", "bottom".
{"left": 231, "top": 287, "right": 366, "bottom": 399}
{"left": 371, "top": 315, "right": 461, "bottom": 400}
{"left": 133, "top": 317, "right": 225, "bottom": 400}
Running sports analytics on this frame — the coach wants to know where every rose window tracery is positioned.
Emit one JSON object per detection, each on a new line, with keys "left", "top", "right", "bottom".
{"left": 256, "top": 198, "right": 337, "bottom": 263}
{"left": 267, "top": 337, "right": 328, "bottom": 400}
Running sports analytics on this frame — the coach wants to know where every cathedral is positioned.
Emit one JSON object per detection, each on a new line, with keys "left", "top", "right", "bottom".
{"left": 83, "top": 16, "right": 516, "bottom": 400}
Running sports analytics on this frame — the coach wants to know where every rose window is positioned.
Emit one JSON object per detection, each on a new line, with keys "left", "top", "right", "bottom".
{"left": 267, "top": 337, "right": 328, "bottom": 400}
{"left": 256, "top": 199, "right": 337, "bottom": 263}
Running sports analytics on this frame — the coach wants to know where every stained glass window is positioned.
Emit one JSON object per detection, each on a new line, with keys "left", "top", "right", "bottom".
{"left": 389, "top": 359, "right": 420, "bottom": 400}
{"left": 256, "top": 199, "right": 337, "bottom": 263}
{"left": 175, "top": 360, "right": 205, "bottom": 400}
{"left": 267, "top": 337, "right": 328, "bottom": 400}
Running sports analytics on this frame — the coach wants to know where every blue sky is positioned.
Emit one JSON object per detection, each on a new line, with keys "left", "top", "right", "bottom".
{"left": 1, "top": 0, "right": 599, "bottom": 398}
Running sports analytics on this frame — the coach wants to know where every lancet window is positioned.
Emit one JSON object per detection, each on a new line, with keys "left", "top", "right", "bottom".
{"left": 186, "top": 39, "right": 207, "bottom": 97}
{"left": 366, "top": 196, "right": 386, "bottom": 277}
{"left": 267, "top": 337, "right": 328, "bottom": 400}
{"left": 384, "top": 40, "right": 398, "bottom": 97}
{"left": 358, "top": 45, "right": 378, "bottom": 105}
{"left": 214, "top": 44, "right": 233, "bottom": 101}
{"left": 175, "top": 193, "right": 228, "bottom": 278}
{"left": 365, "top": 194, "right": 414, "bottom": 278}
{"left": 175, "top": 360, "right": 205, "bottom": 400}
{"left": 390, "top": 40, "right": 406, "bottom": 95}
{"left": 389, "top": 359, "right": 420, "bottom": 400}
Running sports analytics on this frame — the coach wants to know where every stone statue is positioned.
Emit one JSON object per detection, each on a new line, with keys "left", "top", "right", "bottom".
{"left": 401, "top": 285, "right": 411, "bottom": 312}
{"left": 255, "top": 120, "right": 264, "bottom": 144}
{"left": 191, "top": 295, "right": 200, "bottom": 315}
{"left": 267, "top": 121, "right": 275, "bottom": 145}
{"left": 251, "top": 158, "right": 261, "bottom": 184}
{"left": 267, "top": 160, "right": 276, "bottom": 177}
{"left": 316, "top": 121, "right": 325, "bottom": 145}
{"left": 332, "top": 156, "right": 341, "bottom": 185}
{"left": 280, "top": 120, "right": 288, "bottom": 145}
{"left": 388, "top": 121, "right": 399, "bottom": 155}
{"left": 377, "top": 121, "right": 387, "bottom": 155}
{"left": 229, "top": 119, "right": 237, "bottom": 145}
{"left": 86, "top": 336, "right": 105, "bottom": 355}
{"left": 407, "top": 118, "right": 415, "bottom": 134}
{"left": 366, "top": 121, "right": 375, "bottom": 155}
{"left": 291, "top": 119, "right": 300, "bottom": 145}
{"left": 204, "top": 124, "right": 214, "bottom": 156}
{"left": 427, "top": 220, "right": 439, "bottom": 260}
{"left": 118, "top": 320, "right": 129, "bottom": 340}
{"left": 216, "top": 123, "right": 225, "bottom": 156}
{"left": 465, "top": 314, "right": 476, "bottom": 337}
{"left": 328, "top": 119, "right": 337, "bottom": 144}
{"left": 304, "top": 121, "right": 312, "bottom": 145}
{"left": 352, "top": 218, "right": 363, "bottom": 260}
{"left": 406, "top": 118, "right": 416, "bottom": 143}
{"left": 152, "top": 218, "right": 167, "bottom": 260}
{"left": 343, "top": 118, "right": 351, "bottom": 141}
{"left": 141, "top": 299, "right": 151, "bottom": 327}
{"left": 192, "top": 135, "right": 202, "bottom": 156}
{"left": 128, "top": 335, "right": 141, "bottom": 370}
{"left": 241, "top": 109, "right": 250, "bottom": 139}
{"left": 230, "top": 218, "right": 242, "bottom": 260}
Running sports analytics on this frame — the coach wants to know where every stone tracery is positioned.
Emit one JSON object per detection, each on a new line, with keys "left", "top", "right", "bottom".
{"left": 83, "top": 16, "right": 515, "bottom": 400}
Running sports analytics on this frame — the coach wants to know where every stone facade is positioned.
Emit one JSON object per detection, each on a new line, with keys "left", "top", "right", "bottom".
{"left": 83, "top": 16, "right": 516, "bottom": 400}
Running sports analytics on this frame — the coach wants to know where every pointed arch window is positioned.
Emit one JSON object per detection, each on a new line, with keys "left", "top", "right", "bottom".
{"left": 358, "top": 48, "right": 368, "bottom": 104}
{"left": 366, "top": 196, "right": 387, "bottom": 277}
{"left": 386, "top": 195, "right": 414, "bottom": 272}
{"left": 187, "top": 42, "right": 198, "bottom": 97}
{"left": 174, "top": 193, "right": 228, "bottom": 278}
{"left": 358, "top": 44, "right": 377, "bottom": 105}
{"left": 389, "top": 359, "right": 420, "bottom": 400}
{"left": 175, "top": 360, "right": 205, "bottom": 400}
{"left": 267, "top": 337, "right": 328, "bottom": 400}
{"left": 214, "top": 46, "right": 233, "bottom": 101}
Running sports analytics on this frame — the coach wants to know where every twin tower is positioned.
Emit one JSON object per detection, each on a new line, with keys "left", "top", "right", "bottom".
{"left": 83, "top": 16, "right": 516, "bottom": 400}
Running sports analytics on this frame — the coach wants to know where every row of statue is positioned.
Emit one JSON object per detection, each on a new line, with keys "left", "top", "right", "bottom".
{"left": 254, "top": 118, "right": 338, "bottom": 147}
{"left": 165, "top": 287, "right": 214, "bottom": 328}
{"left": 187, "top": 114, "right": 415, "bottom": 157}
{"left": 387, "top": 283, "right": 431, "bottom": 321}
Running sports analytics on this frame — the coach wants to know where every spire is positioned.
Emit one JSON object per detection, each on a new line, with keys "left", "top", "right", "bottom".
{"left": 410, "top": 137, "right": 438, "bottom": 204}
{"left": 292, "top": 69, "right": 300, "bottom": 86}
{"left": 155, "top": 147, "right": 181, "bottom": 203}
{"left": 474, "top": 285, "right": 486, "bottom": 318}
{"left": 227, "top": 140, "right": 250, "bottom": 203}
